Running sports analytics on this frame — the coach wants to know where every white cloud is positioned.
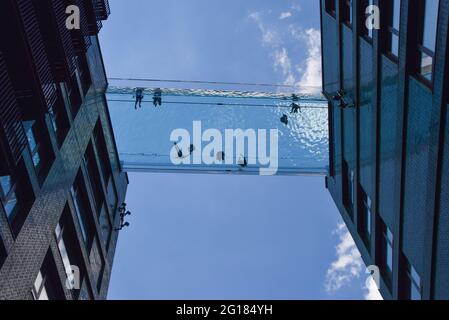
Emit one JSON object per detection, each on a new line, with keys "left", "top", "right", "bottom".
{"left": 364, "top": 277, "right": 383, "bottom": 300}
{"left": 274, "top": 48, "right": 291, "bottom": 77}
{"left": 297, "top": 28, "right": 322, "bottom": 89}
{"left": 325, "top": 223, "right": 363, "bottom": 293}
{"left": 248, "top": 12, "right": 278, "bottom": 46}
{"left": 248, "top": 11, "right": 322, "bottom": 91}
{"left": 279, "top": 12, "right": 292, "bottom": 20}
{"left": 325, "top": 223, "right": 384, "bottom": 300}
{"left": 291, "top": 2, "right": 302, "bottom": 12}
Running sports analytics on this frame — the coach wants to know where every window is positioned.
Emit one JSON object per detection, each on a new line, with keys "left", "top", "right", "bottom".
{"left": 99, "top": 204, "right": 111, "bottom": 250}
{"left": 84, "top": 143, "right": 104, "bottom": 212}
{"left": 89, "top": 236, "right": 105, "bottom": 292}
{"left": 417, "top": 0, "right": 440, "bottom": 82}
{"left": 358, "top": 185, "right": 372, "bottom": 246}
{"left": 93, "top": 123, "right": 112, "bottom": 185}
{"left": 0, "top": 152, "right": 18, "bottom": 219}
{"left": 377, "top": 217, "right": 393, "bottom": 286}
{"left": 32, "top": 270, "right": 49, "bottom": 300}
{"left": 342, "top": 160, "right": 354, "bottom": 217}
{"left": 77, "top": 55, "right": 92, "bottom": 96}
{"left": 0, "top": 235, "right": 6, "bottom": 269}
{"left": 106, "top": 177, "right": 118, "bottom": 216}
{"left": 68, "top": 72, "right": 82, "bottom": 117}
{"left": 48, "top": 86, "right": 70, "bottom": 146}
{"left": 400, "top": 255, "right": 422, "bottom": 300}
{"left": 325, "top": 0, "right": 336, "bottom": 16}
{"left": 55, "top": 223, "right": 77, "bottom": 291}
{"left": 55, "top": 207, "right": 88, "bottom": 299}
{"left": 78, "top": 278, "right": 93, "bottom": 300}
{"left": 384, "top": 227, "right": 394, "bottom": 274}
{"left": 0, "top": 174, "right": 18, "bottom": 220}
{"left": 70, "top": 173, "right": 95, "bottom": 249}
{"left": 406, "top": 263, "right": 422, "bottom": 300}
{"left": 342, "top": 0, "right": 353, "bottom": 26}
{"left": 0, "top": 160, "right": 35, "bottom": 236}
{"left": 361, "top": 0, "right": 375, "bottom": 38}
{"left": 31, "top": 251, "right": 65, "bottom": 300}
{"left": 384, "top": 0, "right": 401, "bottom": 56}
{"left": 23, "top": 119, "right": 54, "bottom": 182}
{"left": 23, "top": 121, "right": 41, "bottom": 170}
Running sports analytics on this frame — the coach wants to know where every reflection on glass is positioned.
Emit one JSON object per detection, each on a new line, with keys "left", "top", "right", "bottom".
{"left": 99, "top": 204, "right": 111, "bottom": 248}
{"left": 410, "top": 265, "right": 422, "bottom": 300}
{"left": 420, "top": 52, "right": 433, "bottom": 80}
{"left": 0, "top": 176, "right": 12, "bottom": 195}
{"left": 55, "top": 223, "right": 75, "bottom": 289}
{"left": 70, "top": 186, "right": 88, "bottom": 243}
{"left": 386, "top": 228, "right": 394, "bottom": 273}
{"left": 4, "top": 191, "right": 17, "bottom": 219}
{"left": 422, "top": 0, "right": 439, "bottom": 50}
{"left": 393, "top": 0, "right": 401, "bottom": 30}
{"left": 391, "top": 34, "right": 399, "bottom": 57}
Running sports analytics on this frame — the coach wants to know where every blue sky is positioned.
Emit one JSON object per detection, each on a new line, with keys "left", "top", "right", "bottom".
{"left": 99, "top": 0, "right": 381, "bottom": 300}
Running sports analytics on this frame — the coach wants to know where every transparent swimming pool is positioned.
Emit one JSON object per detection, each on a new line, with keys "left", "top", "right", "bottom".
{"left": 107, "top": 80, "right": 329, "bottom": 175}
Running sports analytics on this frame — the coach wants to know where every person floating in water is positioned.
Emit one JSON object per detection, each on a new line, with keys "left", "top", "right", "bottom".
{"left": 238, "top": 156, "right": 248, "bottom": 168}
{"left": 280, "top": 114, "right": 289, "bottom": 125}
{"left": 153, "top": 88, "right": 162, "bottom": 107}
{"left": 290, "top": 103, "right": 301, "bottom": 114}
{"left": 134, "top": 88, "right": 144, "bottom": 109}
{"left": 174, "top": 142, "right": 195, "bottom": 158}
{"left": 217, "top": 151, "right": 225, "bottom": 162}
{"left": 291, "top": 93, "right": 299, "bottom": 102}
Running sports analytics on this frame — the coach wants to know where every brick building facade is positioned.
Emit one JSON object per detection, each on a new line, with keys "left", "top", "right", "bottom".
{"left": 0, "top": 0, "right": 128, "bottom": 300}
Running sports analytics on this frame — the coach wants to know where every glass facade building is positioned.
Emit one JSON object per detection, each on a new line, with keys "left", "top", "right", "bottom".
{"left": 321, "top": 0, "right": 449, "bottom": 299}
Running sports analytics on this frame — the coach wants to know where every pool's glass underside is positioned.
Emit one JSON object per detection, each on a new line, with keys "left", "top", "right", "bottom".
{"left": 107, "top": 85, "right": 329, "bottom": 175}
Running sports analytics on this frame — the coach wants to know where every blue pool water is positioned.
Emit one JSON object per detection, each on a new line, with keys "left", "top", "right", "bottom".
{"left": 107, "top": 85, "right": 329, "bottom": 175}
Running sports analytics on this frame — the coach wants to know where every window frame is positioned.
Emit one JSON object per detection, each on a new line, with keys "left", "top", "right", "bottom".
{"left": 414, "top": 0, "right": 440, "bottom": 86}
{"left": 376, "top": 216, "right": 394, "bottom": 290}
{"left": 48, "top": 85, "right": 71, "bottom": 146}
{"left": 325, "top": 0, "right": 337, "bottom": 17}
{"left": 31, "top": 252, "right": 66, "bottom": 300}
{"left": 89, "top": 234, "right": 105, "bottom": 293}
{"left": 55, "top": 222, "right": 77, "bottom": 291}
{"left": 93, "top": 123, "right": 113, "bottom": 186}
{"left": 24, "top": 121, "right": 42, "bottom": 172}
{"left": 360, "top": 0, "right": 375, "bottom": 40}
{"left": 358, "top": 185, "right": 372, "bottom": 248}
{"left": 383, "top": 0, "right": 401, "bottom": 59}
{"left": 342, "top": 159, "right": 355, "bottom": 218}
{"left": 98, "top": 203, "right": 112, "bottom": 250}
{"left": 69, "top": 173, "right": 96, "bottom": 251}
{"left": 0, "top": 174, "right": 18, "bottom": 220}
{"left": 83, "top": 142, "right": 105, "bottom": 213}
{"left": 342, "top": 0, "right": 353, "bottom": 27}
{"left": 407, "top": 263, "right": 422, "bottom": 300}
{"left": 384, "top": 227, "right": 394, "bottom": 274}
{"left": 0, "top": 235, "right": 6, "bottom": 269}
{"left": 31, "top": 270, "right": 49, "bottom": 300}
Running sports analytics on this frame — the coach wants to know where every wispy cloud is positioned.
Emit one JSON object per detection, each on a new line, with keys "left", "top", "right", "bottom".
{"left": 325, "top": 223, "right": 383, "bottom": 300}
{"left": 248, "top": 12, "right": 279, "bottom": 46}
{"left": 325, "top": 223, "right": 363, "bottom": 292}
{"left": 279, "top": 12, "right": 292, "bottom": 20}
{"left": 297, "top": 28, "right": 322, "bottom": 89}
{"left": 248, "top": 11, "right": 322, "bottom": 90}
{"left": 273, "top": 48, "right": 295, "bottom": 85}
{"left": 364, "top": 277, "right": 383, "bottom": 300}
{"left": 291, "top": 2, "right": 302, "bottom": 12}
